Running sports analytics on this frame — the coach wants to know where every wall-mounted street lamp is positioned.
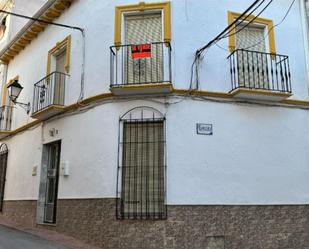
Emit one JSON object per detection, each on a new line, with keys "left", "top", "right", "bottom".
{"left": 7, "top": 80, "right": 30, "bottom": 114}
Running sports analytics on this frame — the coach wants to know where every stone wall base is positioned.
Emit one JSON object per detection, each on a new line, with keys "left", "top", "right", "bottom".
{"left": 0, "top": 199, "right": 308, "bottom": 249}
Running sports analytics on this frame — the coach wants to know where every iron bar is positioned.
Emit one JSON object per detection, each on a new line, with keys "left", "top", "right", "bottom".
{"left": 32, "top": 71, "right": 68, "bottom": 114}
{"left": 110, "top": 42, "right": 171, "bottom": 86}
{"left": 228, "top": 49, "right": 291, "bottom": 93}
{"left": 117, "top": 117, "right": 166, "bottom": 220}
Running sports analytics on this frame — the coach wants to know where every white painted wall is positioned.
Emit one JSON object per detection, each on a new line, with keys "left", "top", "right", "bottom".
{"left": 4, "top": 0, "right": 309, "bottom": 130}
{"left": 3, "top": 98, "right": 309, "bottom": 204}
{"left": 0, "top": 0, "right": 47, "bottom": 52}
{"left": 1, "top": 0, "right": 309, "bottom": 205}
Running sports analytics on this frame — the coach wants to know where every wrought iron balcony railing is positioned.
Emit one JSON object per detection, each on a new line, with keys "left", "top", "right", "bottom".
{"left": 0, "top": 106, "right": 12, "bottom": 132}
{"left": 110, "top": 42, "right": 172, "bottom": 86}
{"left": 228, "top": 49, "right": 292, "bottom": 93}
{"left": 32, "top": 71, "right": 67, "bottom": 114}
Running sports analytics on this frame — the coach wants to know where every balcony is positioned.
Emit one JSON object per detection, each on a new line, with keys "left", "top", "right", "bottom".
{"left": 228, "top": 49, "right": 292, "bottom": 101}
{"left": 0, "top": 106, "right": 13, "bottom": 138}
{"left": 32, "top": 72, "right": 67, "bottom": 120}
{"left": 110, "top": 42, "right": 172, "bottom": 95}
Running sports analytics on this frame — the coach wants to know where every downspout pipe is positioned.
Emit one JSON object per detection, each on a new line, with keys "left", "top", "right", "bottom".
{"left": 299, "top": 0, "right": 309, "bottom": 98}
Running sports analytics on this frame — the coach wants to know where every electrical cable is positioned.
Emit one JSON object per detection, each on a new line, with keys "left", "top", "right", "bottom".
{"left": 195, "top": 0, "right": 263, "bottom": 57}
{"left": 202, "top": 0, "right": 267, "bottom": 51}
{"left": 220, "top": 0, "right": 273, "bottom": 39}
{"left": 214, "top": 0, "right": 296, "bottom": 52}
{"left": 241, "top": 0, "right": 296, "bottom": 51}
{"left": 190, "top": 0, "right": 273, "bottom": 90}
{"left": 190, "top": 0, "right": 265, "bottom": 89}
{"left": 0, "top": 9, "right": 83, "bottom": 32}
{"left": 0, "top": 9, "right": 86, "bottom": 102}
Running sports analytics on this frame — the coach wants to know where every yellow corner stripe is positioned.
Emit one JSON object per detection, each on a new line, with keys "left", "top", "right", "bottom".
{"left": 3, "top": 88, "right": 309, "bottom": 139}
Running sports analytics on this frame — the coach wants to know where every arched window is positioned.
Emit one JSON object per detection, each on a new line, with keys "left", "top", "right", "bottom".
{"left": 0, "top": 143, "right": 8, "bottom": 212}
{"left": 116, "top": 106, "right": 167, "bottom": 220}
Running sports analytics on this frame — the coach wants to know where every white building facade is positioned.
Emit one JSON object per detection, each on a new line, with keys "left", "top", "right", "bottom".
{"left": 0, "top": 0, "right": 308, "bottom": 248}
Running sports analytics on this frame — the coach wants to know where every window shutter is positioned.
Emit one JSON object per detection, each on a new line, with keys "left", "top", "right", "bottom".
{"left": 121, "top": 121, "right": 165, "bottom": 219}
{"left": 124, "top": 14, "right": 163, "bottom": 84}
{"left": 235, "top": 25, "right": 266, "bottom": 52}
{"left": 125, "top": 14, "right": 162, "bottom": 44}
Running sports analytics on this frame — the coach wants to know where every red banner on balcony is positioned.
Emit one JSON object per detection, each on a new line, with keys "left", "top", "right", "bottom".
{"left": 131, "top": 44, "right": 151, "bottom": 59}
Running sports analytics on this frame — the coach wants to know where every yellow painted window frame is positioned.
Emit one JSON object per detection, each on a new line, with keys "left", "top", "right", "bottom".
{"left": 46, "top": 35, "right": 71, "bottom": 75}
{"left": 1, "top": 75, "right": 18, "bottom": 106}
{"left": 227, "top": 11, "right": 276, "bottom": 54}
{"left": 114, "top": 1, "right": 171, "bottom": 46}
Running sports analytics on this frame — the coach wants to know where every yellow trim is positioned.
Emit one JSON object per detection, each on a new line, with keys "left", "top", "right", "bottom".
{"left": 114, "top": 1, "right": 171, "bottom": 46}
{"left": 9, "top": 120, "right": 41, "bottom": 136}
{"left": 31, "top": 105, "right": 65, "bottom": 120}
{"left": 0, "top": 131, "right": 12, "bottom": 138}
{"left": 2, "top": 75, "right": 19, "bottom": 106}
{"left": 227, "top": 11, "right": 276, "bottom": 54}
{"left": 46, "top": 35, "right": 71, "bottom": 75}
{"left": 173, "top": 89, "right": 232, "bottom": 98}
{"left": 230, "top": 88, "right": 292, "bottom": 98}
{"left": 282, "top": 99, "right": 309, "bottom": 105}
{"left": 4, "top": 88, "right": 309, "bottom": 140}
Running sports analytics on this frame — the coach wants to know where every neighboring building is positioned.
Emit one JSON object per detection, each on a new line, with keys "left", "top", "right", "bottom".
{"left": 0, "top": 0, "right": 308, "bottom": 248}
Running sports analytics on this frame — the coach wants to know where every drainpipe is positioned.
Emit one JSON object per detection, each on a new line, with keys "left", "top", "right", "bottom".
{"left": 77, "top": 28, "right": 85, "bottom": 102}
{"left": 299, "top": 0, "right": 309, "bottom": 98}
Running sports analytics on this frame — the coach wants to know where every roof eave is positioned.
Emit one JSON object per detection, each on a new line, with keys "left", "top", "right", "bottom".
{"left": 0, "top": 0, "right": 73, "bottom": 64}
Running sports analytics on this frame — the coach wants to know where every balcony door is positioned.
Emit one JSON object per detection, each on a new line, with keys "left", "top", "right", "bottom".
{"left": 124, "top": 13, "right": 163, "bottom": 84}
{"left": 53, "top": 50, "right": 66, "bottom": 105}
{"left": 235, "top": 24, "right": 269, "bottom": 89}
{"left": 44, "top": 141, "right": 61, "bottom": 224}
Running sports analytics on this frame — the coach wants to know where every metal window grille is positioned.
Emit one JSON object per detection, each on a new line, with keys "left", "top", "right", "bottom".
{"left": 116, "top": 107, "right": 167, "bottom": 220}
{"left": 0, "top": 143, "right": 8, "bottom": 212}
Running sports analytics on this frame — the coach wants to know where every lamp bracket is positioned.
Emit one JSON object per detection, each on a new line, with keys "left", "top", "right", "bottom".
{"left": 15, "top": 101, "right": 30, "bottom": 114}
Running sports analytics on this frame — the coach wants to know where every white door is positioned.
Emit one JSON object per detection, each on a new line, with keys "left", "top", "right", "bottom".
{"left": 124, "top": 13, "right": 163, "bottom": 84}
{"left": 56, "top": 50, "right": 66, "bottom": 74}
{"left": 235, "top": 24, "right": 269, "bottom": 89}
{"left": 53, "top": 50, "right": 66, "bottom": 105}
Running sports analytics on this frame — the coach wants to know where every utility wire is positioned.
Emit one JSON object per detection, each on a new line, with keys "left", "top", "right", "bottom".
{"left": 195, "top": 0, "right": 263, "bottom": 57}
{"left": 0, "top": 9, "right": 86, "bottom": 102}
{"left": 0, "top": 9, "right": 83, "bottom": 32}
{"left": 220, "top": 0, "right": 273, "bottom": 39}
{"left": 213, "top": 0, "right": 273, "bottom": 51}
{"left": 241, "top": 0, "right": 296, "bottom": 51}
{"left": 215, "top": 0, "right": 296, "bottom": 52}
{"left": 190, "top": 0, "right": 273, "bottom": 90}
{"left": 191, "top": 0, "right": 266, "bottom": 90}
{"left": 204, "top": 0, "right": 267, "bottom": 50}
